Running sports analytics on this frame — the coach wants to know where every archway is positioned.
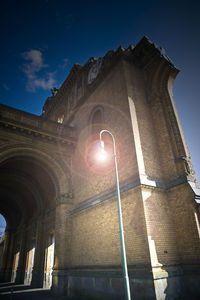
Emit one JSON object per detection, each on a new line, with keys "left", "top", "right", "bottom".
{"left": 0, "top": 151, "right": 66, "bottom": 287}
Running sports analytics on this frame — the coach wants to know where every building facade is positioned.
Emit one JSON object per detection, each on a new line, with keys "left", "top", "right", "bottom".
{"left": 0, "top": 36, "right": 200, "bottom": 299}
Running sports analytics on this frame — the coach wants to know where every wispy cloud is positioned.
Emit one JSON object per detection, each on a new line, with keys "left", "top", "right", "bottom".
{"left": 63, "top": 57, "right": 69, "bottom": 69}
{"left": 59, "top": 57, "right": 69, "bottom": 70}
{"left": 22, "top": 49, "right": 56, "bottom": 92}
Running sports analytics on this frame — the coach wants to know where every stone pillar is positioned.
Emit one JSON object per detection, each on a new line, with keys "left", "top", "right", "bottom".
{"left": 15, "top": 229, "right": 27, "bottom": 284}
{"left": 31, "top": 217, "right": 45, "bottom": 288}
{"left": 52, "top": 193, "right": 72, "bottom": 296}
{"left": 141, "top": 186, "right": 183, "bottom": 300}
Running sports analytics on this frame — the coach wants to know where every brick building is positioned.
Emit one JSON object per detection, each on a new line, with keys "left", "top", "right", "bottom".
{"left": 0, "top": 36, "right": 200, "bottom": 299}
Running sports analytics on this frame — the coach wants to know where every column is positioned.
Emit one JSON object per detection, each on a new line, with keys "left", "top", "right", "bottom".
{"left": 31, "top": 216, "right": 45, "bottom": 288}
{"left": 15, "top": 228, "right": 27, "bottom": 284}
{"left": 52, "top": 193, "right": 72, "bottom": 296}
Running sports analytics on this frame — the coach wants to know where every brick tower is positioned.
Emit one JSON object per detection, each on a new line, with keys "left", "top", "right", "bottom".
{"left": 0, "top": 36, "right": 200, "bottom": 299}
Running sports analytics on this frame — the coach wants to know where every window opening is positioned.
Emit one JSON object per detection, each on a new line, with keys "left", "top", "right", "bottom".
{"left": 57, "top": 114, "right": 64, "bottom": 124}
{"left": 43, "top": 233, "right": 55, "bottom": 289}
{"left": 24, "top": 240, "right": 35, "bottom": 285}
{"left": 11, "top": 250, "right": 20, "bottom": 282}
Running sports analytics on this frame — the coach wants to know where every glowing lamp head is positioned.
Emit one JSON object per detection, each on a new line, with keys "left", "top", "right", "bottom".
{"left": 96, "top": 140, "right": 107, "bottom": 162}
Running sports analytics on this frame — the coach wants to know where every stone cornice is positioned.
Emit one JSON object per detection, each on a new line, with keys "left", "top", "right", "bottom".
{"left": 42, "top": 36, "right": 179, "bottom": 121}
{"left": 132, "top": 36, "right": 176, "bottom": 70}
{"left": 42, "top": 47, "right": 133, "bottom": 118}
{"left": 69, "top": 175, "right": 196, "bottom": 216}
{"left": 0, "top": 104, "right": 76, "bottom": 145}
{"left": 0, "top": 118, "right": 75, "bottom": 145}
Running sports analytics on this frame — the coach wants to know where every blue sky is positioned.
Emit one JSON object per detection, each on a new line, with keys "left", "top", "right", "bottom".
{"left": 0, "top": 0, "right": 199, "bottom": 231}
{"left": 0, "top": 216, "right": 6, "bottom": 237}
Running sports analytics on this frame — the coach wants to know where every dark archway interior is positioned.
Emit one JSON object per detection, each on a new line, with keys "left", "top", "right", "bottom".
{"left": 0, "top": 156, "right": 57, "bottom": 230}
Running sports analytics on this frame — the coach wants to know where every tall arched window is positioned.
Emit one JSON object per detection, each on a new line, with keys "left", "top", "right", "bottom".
{"left": 90, "top": 107, "right": 104, "bottom": 140}
{"left": 91, "top": 109, "right": 102, "bottom": 125}
{"left": 86, "top": 107, "right": 104, "bottom": 169}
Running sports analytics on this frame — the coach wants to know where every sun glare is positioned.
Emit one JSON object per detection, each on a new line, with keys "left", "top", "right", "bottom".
{"left": 95, "top": 140, "right": 108, "bottom": 162}
{"left": 96, "top": 149, "right": 107, "bottom": 162}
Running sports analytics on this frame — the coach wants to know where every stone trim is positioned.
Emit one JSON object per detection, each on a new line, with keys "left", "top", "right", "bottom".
{"left": 0, "top": 117, "right": 75, "bottom": 145}
{"left": 188, "top": 181, "right": 200, "bottom": 204}
{"left": 70, "top": 175, "right": 195, "bottom": 215}
{"left": 53, "top": 263, "right": 190, "bottom": 279}
{"left": 69, "top": 178, "right": 140, "bottom": 216}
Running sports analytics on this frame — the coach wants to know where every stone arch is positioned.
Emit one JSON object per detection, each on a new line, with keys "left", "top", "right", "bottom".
{"left": 0, "top": 171, "right": 43, "bottom": 227}
{"left": 0, "top": 144, "right": 69, "bottom": 197}
{"left": 88, "top": 105, "right": 104, "bottom": 126}
{"left": 0, "top": 143, "right": 71, "bottom": 284}
{"left": 88, "top": 105, "right": 105, "bottom": 141}
{"left": 146, "top": 59, "right": 191, "bottom": 180}
{"left": 83, "top": 105, "right": 106, "bottom": 170}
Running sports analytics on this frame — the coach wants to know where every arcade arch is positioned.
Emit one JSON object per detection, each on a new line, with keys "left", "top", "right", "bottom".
{"left": 0, "top": 146, "right": 69, "bottom": 287}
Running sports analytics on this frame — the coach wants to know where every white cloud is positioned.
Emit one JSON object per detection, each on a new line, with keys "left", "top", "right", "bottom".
{"left": 32, "top": 72, "right": 56, "bottom": 90}
{"left": 22, "top": 49, "right": 56, "bottom": 92}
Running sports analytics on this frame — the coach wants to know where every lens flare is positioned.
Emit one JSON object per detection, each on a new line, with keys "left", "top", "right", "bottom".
{"left": 96, "top": 148, "right": 107, "bottom": 162}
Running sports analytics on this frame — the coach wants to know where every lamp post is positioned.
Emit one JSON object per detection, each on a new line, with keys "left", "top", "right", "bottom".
{"left": 99, "top": 130, "right": 131, "bottom": 300}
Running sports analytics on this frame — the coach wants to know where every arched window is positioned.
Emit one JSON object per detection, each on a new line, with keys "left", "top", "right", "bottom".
{"left": 90, "top": 107, "right": 104, "bottom": 139}
{"left": 86, "top": 107, "right": 104, "bottom": 169}
{"left": 44, "top": 232, "right": 55, "bottom": 288}
{"left": 91, "top": 109, "right": 102, "bottom": 125}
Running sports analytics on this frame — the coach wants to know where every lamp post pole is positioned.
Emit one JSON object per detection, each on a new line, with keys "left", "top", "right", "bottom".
{"left": 99, "top": 130, "right": 131, "bottom": 300}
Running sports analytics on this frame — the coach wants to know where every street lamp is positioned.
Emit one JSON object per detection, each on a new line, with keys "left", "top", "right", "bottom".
{"left": 99, "top": 130, "right": 131, "bottom": 300}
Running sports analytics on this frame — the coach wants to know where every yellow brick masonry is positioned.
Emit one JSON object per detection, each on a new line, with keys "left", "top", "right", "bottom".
{"left": 71, "top": 187, "right": 150, "bottom": 267}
